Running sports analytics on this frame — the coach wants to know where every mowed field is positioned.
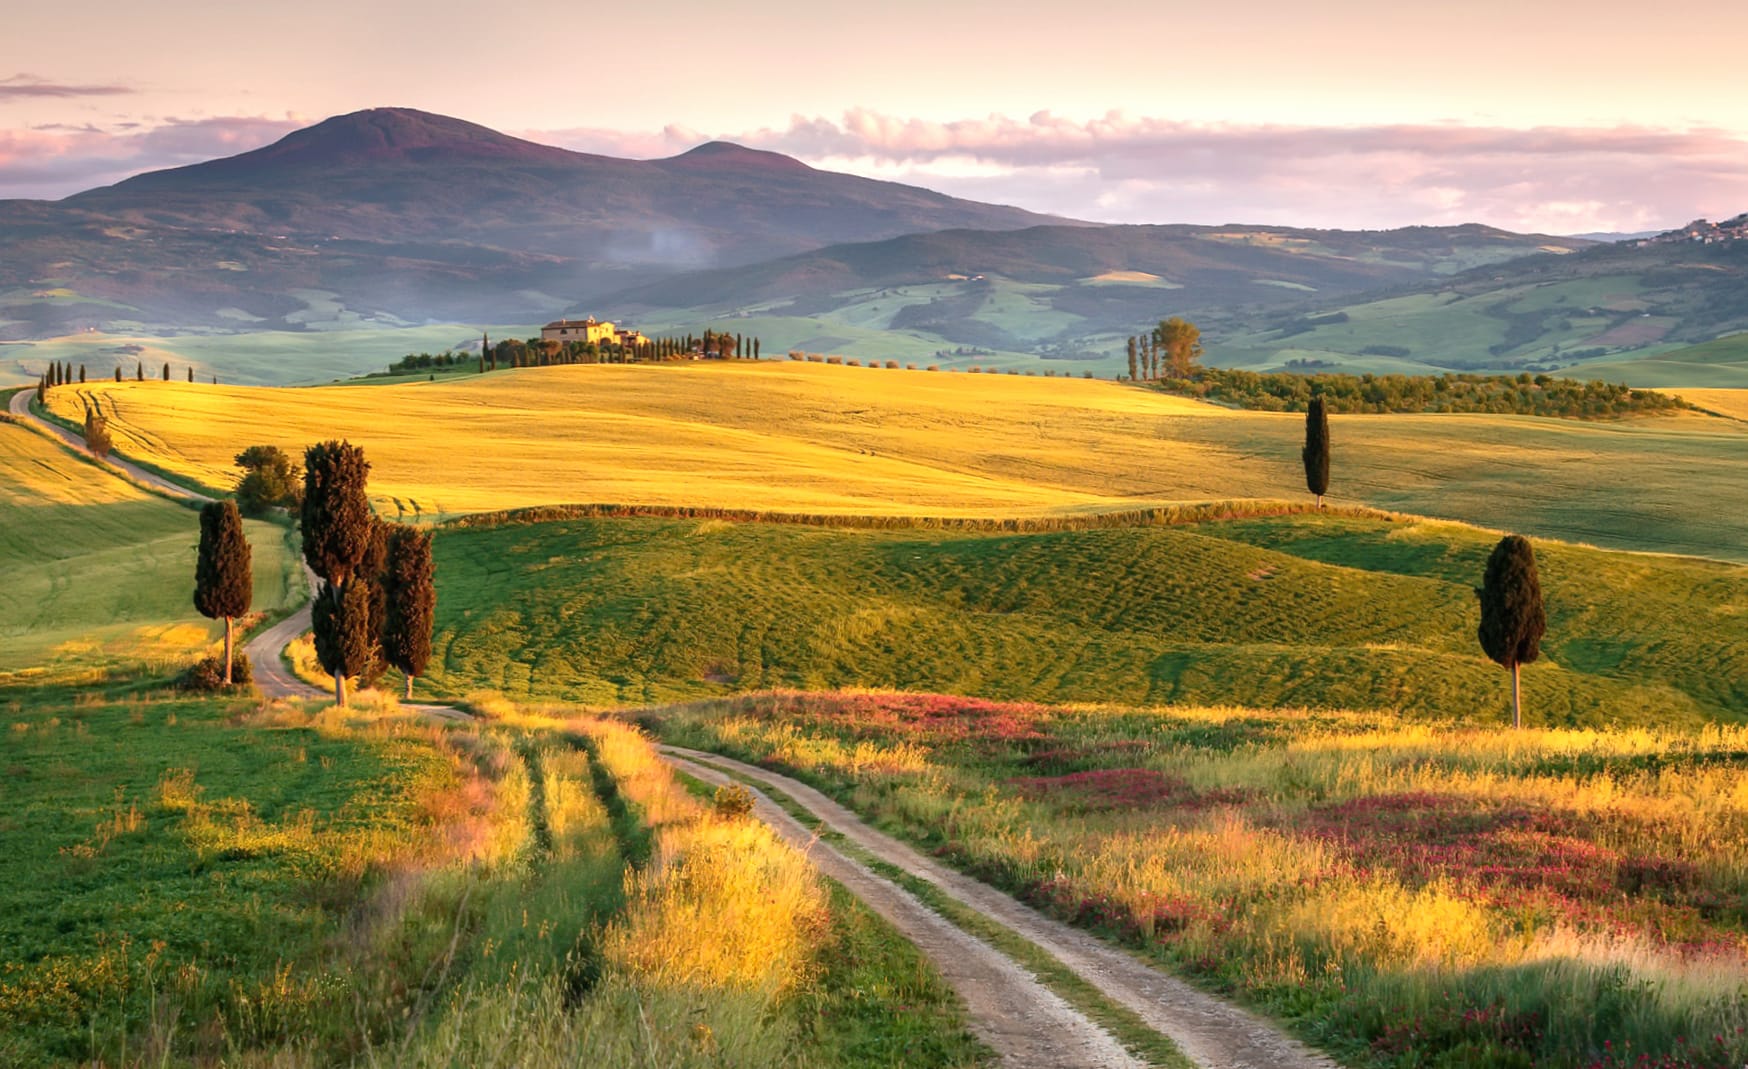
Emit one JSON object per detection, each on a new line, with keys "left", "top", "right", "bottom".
{"left": 42, "top": 362, "right": 1748, "bottom": 559}
{"left": 423, "top": 513, "right": 1748, "bottom": 724}
{"left": 0, "top": 417, "right": 299, "bottom": 671}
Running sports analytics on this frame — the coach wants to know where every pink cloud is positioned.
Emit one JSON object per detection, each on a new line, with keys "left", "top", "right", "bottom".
{"left": 5, "top": 108, "right": 1743, "bottom": 233}
{"left": 0, "top": 73, "right": 132, "bottom": 99}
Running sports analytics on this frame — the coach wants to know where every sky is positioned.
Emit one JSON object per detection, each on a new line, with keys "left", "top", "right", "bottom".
{"left": 5, "top": 0, "right": 1748, "bottom": 233}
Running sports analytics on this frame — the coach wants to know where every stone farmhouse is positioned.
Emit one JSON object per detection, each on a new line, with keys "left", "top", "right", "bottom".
{"left": 540, "top": 317, "right": 648, "bottom": 349}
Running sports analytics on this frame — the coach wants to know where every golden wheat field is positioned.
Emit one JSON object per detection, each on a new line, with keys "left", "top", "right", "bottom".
{"left": 0, "top": 419, "right": 299, "bottom": 670}
{"left": 45, "top": 362, "right": 1748, "bottom": 557}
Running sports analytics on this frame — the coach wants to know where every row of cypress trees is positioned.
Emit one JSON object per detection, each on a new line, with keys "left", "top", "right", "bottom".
{"left": 301, "top": 442, "right": 435, "bottom": 706}
{"left": 190, "top": 442, "right": 435, "bottom": 702}
{"left": 1294, "top": 394, "right": 1543, "bottom": 728}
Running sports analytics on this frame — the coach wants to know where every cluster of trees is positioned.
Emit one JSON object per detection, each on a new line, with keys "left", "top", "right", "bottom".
{"left": 234, "top": 446, "right": 303, "bottom": 515}
{"left": 1125, "top": 317, "right": 1203, "bottom": 381}
{"left": 464, "top": 329, "right": 764, "bottom": 374}
{"left": 301, "top": 442, "right": 436, "bottom": 705}
{"left": 1163, "top": 367, "right": 1684, "bottom": 418}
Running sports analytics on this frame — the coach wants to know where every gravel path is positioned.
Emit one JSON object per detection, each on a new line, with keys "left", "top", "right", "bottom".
{"left": 665, "top": 751, "right": 1145, "bottom": 1069}
{"left": 663, "top": 746, "right": 1342, "bottom": 1069}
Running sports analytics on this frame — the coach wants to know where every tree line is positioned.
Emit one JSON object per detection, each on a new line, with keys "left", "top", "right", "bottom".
{"left": 1160, "top": 366, "right": 1684, "bottom": 418}
{"left": 35, "top": 360, "right": 212, "bottom": 401}
{"left": 415, "top": 329, "right": 766, "bottom": 376}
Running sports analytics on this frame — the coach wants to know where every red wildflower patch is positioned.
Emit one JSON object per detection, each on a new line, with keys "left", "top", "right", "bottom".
{"left": 1025, "top": 873, "right": 1226, "bottom": 943}
{"left": 1009, "top": 767, "right": 1252, "bottom": 811}
{"left": 793, "top": 692, "right": 1048, "bottom": 745}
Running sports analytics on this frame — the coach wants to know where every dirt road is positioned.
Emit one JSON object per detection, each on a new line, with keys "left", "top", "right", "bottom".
{"left": 663, "top": 746, "right": 1341, "bottom": 1069}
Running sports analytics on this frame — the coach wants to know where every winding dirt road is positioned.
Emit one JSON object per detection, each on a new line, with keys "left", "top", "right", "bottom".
{"left": 663, "top": 747, "right": 1341, "bottom": 1069}
{"left": 8, "top": 387, "right": 209, "bottom": 501}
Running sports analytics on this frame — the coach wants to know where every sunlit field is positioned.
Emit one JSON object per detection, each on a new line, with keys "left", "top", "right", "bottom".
{"left": 423, "top": 512, "right": 1748, "bottom": 724}
{"left": 43, "top": 361, "right": 1748, "bottom": 558}
{"left": 0, "top": 673, "right": 984, "bottom": 1067}
{"left": 656, "top": 691, "right": 1748, "bottom": 1069}
{"left": 0, "top": 418, "right": 299, "bottom": 671}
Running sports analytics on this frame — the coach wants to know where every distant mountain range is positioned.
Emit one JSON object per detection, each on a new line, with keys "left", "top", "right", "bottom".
{"left": 601, "top": 223, "right": 1594, "bottom": 356}
{"left": 0, "top": 108, "right": 1060, "bottom": 337}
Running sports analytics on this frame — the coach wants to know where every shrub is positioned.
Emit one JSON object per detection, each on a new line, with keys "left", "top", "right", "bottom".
{"left": 825, "top": 356, "right": 842, "bottom": 365}
{"left": 178, "top": 653, "right": 253, "bottom": 691}
{"left": 788, "top": 351, "right": 805, "bottom": 361}
{"left": 712, "top": 783, "right": 756, "bottom": 820}
{"left": 926, "top": 365, "right": 939, "bottom": 372}
{"left": 846, "top": 359, "right": 861, "bottom": 367}
{"left": 906, "top": 363, "right": 917, "bottom": 370}
{"left": 884, "top": 360, "right": 900, "bottom": 369}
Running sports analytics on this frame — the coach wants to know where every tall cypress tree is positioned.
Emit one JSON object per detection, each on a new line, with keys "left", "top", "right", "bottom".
{"left": 383, "top": 527, "right": 436, "bottom": 699}
{"left": 187, "top": 367, "right": 194, "bottom": 383}
{"left": 1476, "top": 535, "right": 1546, "bottom": 730}
{"left": 1126, "top": 336, "right": 1139, "bottom": 381}
{"left": 194, "top": 500, "right": 253, "bottom": 684}
{"left": 311, "top": 578, "right": 372, "bottom": 697}
{"left": 302, "top": 441, "right": 373, "bottom": 707}
{"left": 357, "top": 519, "right": 391, "bottom": 688}
{"left": 114, "top": 366, "right": 122, "bottom": 382}
{"left": 79, "top": 364, "right": 87, "bottom": 384}
{"left": 135, "top": 363, "right": 143, "bottom": 381}
{"left": 162, "top": 362, "right": 170, "bottom": 381}
{"left": 1302, "top": 397, "right": 1330, "bottom": 508}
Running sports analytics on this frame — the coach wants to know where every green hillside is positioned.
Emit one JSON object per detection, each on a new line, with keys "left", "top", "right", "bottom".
{"left": 1210, "top": 238, "right": 1748, "bottom": 380}
{"left": 421, "top": 513, "right": 1748, "bottom": 724}
{"left": 608, "top": 223, "right": 1590, "bottom": 374}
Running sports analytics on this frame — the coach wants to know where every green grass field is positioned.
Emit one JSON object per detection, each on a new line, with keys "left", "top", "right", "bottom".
{"left": 0, "top": 669, "right": 986, "bottom": 1067}
{"left": 42, "top": 363, "right": 1748, "bottom": 559}
{"left": 0, "top": 419, "right": 300, "bottom": 672}
{"left": 421, "top": 512, "right": 1748, "bottom": 724}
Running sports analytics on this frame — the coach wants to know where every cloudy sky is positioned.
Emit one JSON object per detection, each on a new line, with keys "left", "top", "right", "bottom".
{"left": 5, "top": 0, "right": 1747, "bottom": 233}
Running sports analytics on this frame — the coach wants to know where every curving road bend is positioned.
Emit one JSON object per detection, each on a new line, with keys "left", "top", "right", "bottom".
{"left": 8, "top": 387, "right": 212, "bottom": 502}
{"left": 663, "top": 747, "right": 1341, "bottom": 1069}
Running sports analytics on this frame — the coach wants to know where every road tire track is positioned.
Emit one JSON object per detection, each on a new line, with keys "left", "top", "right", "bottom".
{"left": 661, "top": 746, "right": 1341, "bottom": 1069}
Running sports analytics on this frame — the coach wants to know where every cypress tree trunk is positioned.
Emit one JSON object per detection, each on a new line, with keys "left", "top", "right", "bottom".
{"left": 406, "top": 674, "right": 414, "bottom": 700}
{"left": 1512, "top": 663, "right": 1522, "bottom": 730}
{"left": 223, "top": 617, "right": 234, "bottom": 685}
{"left": 335, "top": 673, "right": 346, "bottom": 708}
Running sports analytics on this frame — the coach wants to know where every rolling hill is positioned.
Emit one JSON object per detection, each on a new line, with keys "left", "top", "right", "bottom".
{"left": 601, "top": 223, "right": 1593, "bottom": 363}
{"left": 41, "top": 362, "right": 1748, "bottom": 560}
{"left": 0, "top": 108, "right": 1061, "bottom": 339}
{"left": 1208, "top": 232, "right": 1748, "bottom": 380}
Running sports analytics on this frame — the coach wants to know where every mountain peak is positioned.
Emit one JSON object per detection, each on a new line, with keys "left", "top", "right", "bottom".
{"left": 660, "top": 141, "right": 813, "bottom": 174}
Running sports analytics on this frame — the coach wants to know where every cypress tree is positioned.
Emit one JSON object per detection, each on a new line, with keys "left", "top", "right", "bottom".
{"left": 35, "top": 373, "right": 45, "bottom": 404}
{"left": 79, "top": 364, "right": 86, "bottom": 384}
{"left": 383, "top": 527, "right": 435, "bottom": 699}
{"left": 357, "top": 519, "right": 391, "bottom": 688}
{"left": 301, "top": 441, "right": 373, "bottom": 706}
{"left": 1476, "top": 535, "right": 1546, "bottom": 730}
{"left": 194, "top": 500, "right": 253, "bottom": 684}
{"left": 1127, "top": 337, "right": 1138, "bottom": 381}
{"left": 1302, "top": 397, "right": 1330, "bottom": 508}
{"left": 135, "top": 363, "right": 143, "bottom": 381}
{"left": 162, "top": 362, "right": 170, "bottom": 381}
{"left": 84, "top": 407, "right": 112, "bottom": 460}
{"left": 754, "top": 337, "right": 760, "bottom": 360}
{"left": 114, "top": 366, "right": 122, "bottom": 382}
{"left": 311, "top": 577, "right": 372, "bottom": 695}
{"left": 187, "top": 367, "right": 194, "bottom": 383}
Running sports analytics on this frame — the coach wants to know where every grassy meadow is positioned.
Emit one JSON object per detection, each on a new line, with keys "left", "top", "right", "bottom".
{"left": 421, "top": 512, "right": 1748, "bottom": 724}
{"left": 0, "top": 669, "right": 986, "bottom": 1067}
{"left": 41, "top": 361, "right": 1748, "bottom": 559}
{"left": 0, "top": 417, "right": 300, "bottom": 672}
{"left": 656, "top": 691, "right": 1748, "bottom": 1069}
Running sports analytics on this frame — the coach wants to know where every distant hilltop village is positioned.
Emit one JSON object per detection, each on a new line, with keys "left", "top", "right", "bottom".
{"left": 1637, "top": 214, "right": 1748, "bottom": 247}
